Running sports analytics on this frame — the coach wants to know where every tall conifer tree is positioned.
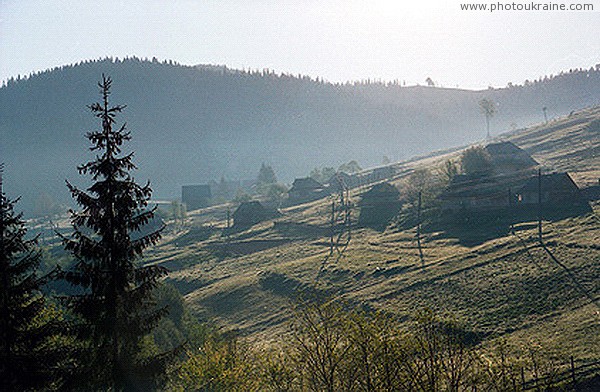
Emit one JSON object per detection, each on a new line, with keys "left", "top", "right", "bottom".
{"left": 0, "top": 165, "right": 65, "bottom": 391}
{"left": 63, "top": 76, "right": 168, "bottom": 390}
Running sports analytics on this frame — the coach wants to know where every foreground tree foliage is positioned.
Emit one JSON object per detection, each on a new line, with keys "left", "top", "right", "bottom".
{"left": 282, "top": 302, "right": 572, "bottom": 392}
{"left": 166, "top": 298, "right": 575, "bottom": 391}
{"left": 0, "top": 165, "right": 67, "bottom": 391}
{"left": 168, "top": 329, "right": 260, "bottom": 391}
{"left": 62, "top": 75, "right": 171, "bottom": 390}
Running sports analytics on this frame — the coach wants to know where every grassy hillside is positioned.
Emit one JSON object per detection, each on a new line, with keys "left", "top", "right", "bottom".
{"left": 2, "top": 58, "right": 600, "bottom": 213}
{"left": 144, "top": 106, "right": 600, "bottom": 367}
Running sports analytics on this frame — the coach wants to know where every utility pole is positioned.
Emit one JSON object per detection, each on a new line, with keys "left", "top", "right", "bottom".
{"left": 537, "top": 168, "right": 543, "bottom": 244}
{"left": 508, "top": 187, "right": 514, "bottom": 232}
{"left": 417, "top": 191, "right": 424, "bottom": 269}
{"left": 225, "top": 206, "right": 231, "bottom": 243}
{"left": 345, "top": 188, "right": 351, "bottom": 242}
{"left": 570, "top": 356, "right": 576, "bottom": 387}
{"left": 226, "top": 206, "right": 231, "bottom": 229}
{"left": 330, "top": 200, "right": 335, "bottom": 255}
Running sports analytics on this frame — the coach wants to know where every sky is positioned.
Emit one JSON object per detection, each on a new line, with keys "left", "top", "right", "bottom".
{"left": 1, "top": 0, "right": 599, "bottom": 90}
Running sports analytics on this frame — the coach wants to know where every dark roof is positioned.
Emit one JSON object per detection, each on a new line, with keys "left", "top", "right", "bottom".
{"left": 360, "top": 182, "right": 400, "bottom": 204}
{"left": 441, "top": 171, "right": 531, "bottom": 199}
{"left": 484, "top": 141, "right": 538, "bottom": 167}
{"left": 327, "top": 172, "right": 356, "bottom": 188}
{"left": 364, "top": 182, "right": 399, "bottom": 196}
{"left": 442, "top": 176, "right": 505, "bottom": 199}
{"left": 518, "top": 173, "right": 580, "bottom": 193}
{"left": 484, "top": 141, "right": 523, "bottom": 156}
{"left": 291, "top": 177, "right": 323, "bottom": 190}
{"left": 182, "top": 184, "right": 212, "bottom": 198}
{"left": 328, "top": 171, "right": 353, "bottom": 182}
{"left": 233, "top": 201, "right": 280, "bottom": 227}
{"left": 233, "top": 201, "right": 265, "bottom": 215}
{"left": 372, "top": 166, "right": 395, "bottom": 176}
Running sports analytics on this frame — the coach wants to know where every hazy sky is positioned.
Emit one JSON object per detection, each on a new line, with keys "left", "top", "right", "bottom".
{"left": 1, "top": 0, "right": 599, "bottom": 89}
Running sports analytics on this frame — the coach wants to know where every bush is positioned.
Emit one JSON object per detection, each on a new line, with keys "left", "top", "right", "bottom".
{"left": 585, "top": 118, "right": 600, "bottom": 133}
{"left": 460, "top": 146, "right": 493, "bottom": 177}
{"left": 167, "top": 327, "right": 261, "bottom": 391}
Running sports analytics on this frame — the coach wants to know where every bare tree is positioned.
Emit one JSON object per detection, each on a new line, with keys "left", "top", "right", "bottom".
{"left": 542, "top": 106, "right": 548, "bottom": 123}
{"left": 479, "top": 98, "right": 497, "bottom": 139}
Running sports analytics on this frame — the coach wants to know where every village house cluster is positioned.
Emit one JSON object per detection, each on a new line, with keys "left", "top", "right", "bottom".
{"left": 181, "top": 141, "right": 596, "bottom": 229}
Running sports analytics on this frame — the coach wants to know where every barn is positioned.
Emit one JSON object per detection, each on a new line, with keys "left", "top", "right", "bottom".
{"left": 233, "top": 201, "right": 280, "bottom": 229}
{"left": 439, "top": 141, "right": 538, "bottom": 212}
{"left": 484, "top": 141, "right": 538, "bottom": 173}
{"left": 439, "top": 175, "right": 515, "bottom": 212}
{"left": 358, "top": 182, "right": 402, "bottom": 227}
{"left": 516, "top": 172, "right": 584, "bottom": 205}
{"left": 287, "top": 177, "right": 328, "bottom": 205}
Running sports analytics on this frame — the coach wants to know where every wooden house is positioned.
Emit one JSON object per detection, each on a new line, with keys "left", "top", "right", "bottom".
{"left": 327, "top": 172, "right": 358, "bottom": 193}
{"left": 232, "top": 201, "right": 279, "bottom": 229}
{"left": 439, "top": 141, "right": 537, "bottom": 212}
{"left": 484, "top": 141, "right": 538, "bottom": 173}
{"left": 182, "top": 184, "right": 212, "bottom": 210}
{"left": 369, "top": 166, "right": 396, "bottom": 182}
{"left": 439, "top": 175, "right": 516, "bottom": 212}
{"left": 287, "top": 177, "right": 328, "bottom": 205}
{"left": 516, "top": 172, "right": 584, "bottom": 205}
{"left": 358, "top": 182, "right": 402, "bottom": 226}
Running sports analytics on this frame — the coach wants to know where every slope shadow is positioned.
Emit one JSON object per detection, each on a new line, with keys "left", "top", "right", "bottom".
{"left": 430, "top": 204, "right": 592, "bottom": 247}
{"left": 207, "top": 238, "right": 291, "bottom": 257}
{"left": 165, "top": 225, "right": 216, "bottom": 247}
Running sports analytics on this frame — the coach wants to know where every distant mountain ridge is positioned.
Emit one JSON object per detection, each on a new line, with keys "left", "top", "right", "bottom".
{"left": 1, "top": 58, "right": 599, "bottom": 213}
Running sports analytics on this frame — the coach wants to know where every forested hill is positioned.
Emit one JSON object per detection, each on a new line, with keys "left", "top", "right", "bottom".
{"left": 1, "top": 58, "right": 600, "bottom": 212}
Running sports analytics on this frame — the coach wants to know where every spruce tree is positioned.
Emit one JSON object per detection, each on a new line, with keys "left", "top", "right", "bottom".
{"left": 0, "top": 164, "right": 65, "bottom": 391}
{"left": 257, "top": 163, "right": 277, "bottom": 185}
{"left": 63, "top": 75, "right": 169, "bottom": 390}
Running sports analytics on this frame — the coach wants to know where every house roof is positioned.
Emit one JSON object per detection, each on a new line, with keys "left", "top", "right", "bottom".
{"left": 328, "top": 171, "right": 353, "bottom": 182}
{"left": 233, "top": 201, "right": 265, "bottom": 216}
{"left": 518, "top": 172, "right": 579, "bottom": 193}
{"left": 364, "top": 182, "right": 399, "bottom": 196}
{"left": 233, "top": 201, "right": 280, "bottom": 226}
{"left": 441, "top": 176, "right": 506, "bottom": 199}
{"left": 360, "top": 182, "right": 400, "bottom": 204}
{"left": 328, "top": 172, "right": 356, "bottom": 188}
{"left": 484, "top": 141, "right": 538, "bottom": 168}
{"left": 441, "top": 171, "right": 531, "bottom": 199}
{"left": 182, "top": 184, "right": 212, "bottom": 198}
{"left": 291, "top": 177, "right": 323, "bottom": 190}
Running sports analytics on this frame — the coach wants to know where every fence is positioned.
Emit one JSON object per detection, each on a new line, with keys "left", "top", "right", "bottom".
{"left": 522, "top": 357, "right": 600, "bottom": 390}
